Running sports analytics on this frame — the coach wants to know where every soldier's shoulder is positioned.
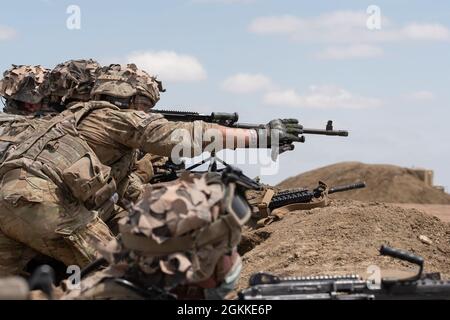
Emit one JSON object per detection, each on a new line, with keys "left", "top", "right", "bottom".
{"left": 105, "top": 108, "right": 166, "bottom": 127}
{"left": 66, "top": 100, "right": 117, "bottom": 112}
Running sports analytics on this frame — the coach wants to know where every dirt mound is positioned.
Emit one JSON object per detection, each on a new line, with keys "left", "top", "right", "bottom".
{"left": 277, "top": 162, "right": 450, "bottom": 204}
{"left": 238, "top": 200, "right": 450, "bottom": 290}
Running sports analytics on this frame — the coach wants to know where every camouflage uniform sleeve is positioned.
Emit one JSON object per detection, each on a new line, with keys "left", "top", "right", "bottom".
{"left": 101, "top": 109, "right": 221, "bottom": 158}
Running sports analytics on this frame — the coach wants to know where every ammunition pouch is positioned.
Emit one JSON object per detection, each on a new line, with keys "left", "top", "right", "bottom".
{"left": 62, "top": 153, "right": 112, "bottom": 203}
{"left": 86, "top": 177, "right": 118, "bottom": 222}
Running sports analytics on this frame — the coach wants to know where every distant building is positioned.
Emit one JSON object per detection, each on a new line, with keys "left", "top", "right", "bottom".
{"left": 410, "top": 168, "right": 445, "bottom": 192}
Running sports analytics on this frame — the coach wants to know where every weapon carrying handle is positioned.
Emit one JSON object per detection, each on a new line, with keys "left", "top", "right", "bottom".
{"left": 380, "top": 245, "right": 424, "bottom": 282}
{"left": 380, "top": 245, "right": 424, "bottom": 267}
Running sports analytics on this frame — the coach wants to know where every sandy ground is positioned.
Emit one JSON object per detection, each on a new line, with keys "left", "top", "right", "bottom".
{"left": 236, "top": 162, "right": 450, "bottom": 292}
{"left": 394, "top": 203, "right": 450, "bottom": 223}
{"left": 238, "top": 200, "right": 450, "bottom": 290}
{"left": 278, "top": 162, "right": 450, "bottom": 204}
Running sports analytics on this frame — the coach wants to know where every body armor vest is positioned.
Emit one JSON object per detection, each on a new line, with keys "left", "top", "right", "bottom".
{"left": 0, "top": 102, "right": 125, "bottom": 210}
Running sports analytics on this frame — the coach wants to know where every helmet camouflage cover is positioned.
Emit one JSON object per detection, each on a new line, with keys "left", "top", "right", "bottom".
{"left": 98, "top": 172, "right": 245, "bottom": 290}
{"left": 39, "top": 59, "right": 101, "bottom": 104}
{"left": 91, "top": 63, "right": 162, "bottom": 107}
{"left": 0, "top": 64, "right": 49, "bottom": 104}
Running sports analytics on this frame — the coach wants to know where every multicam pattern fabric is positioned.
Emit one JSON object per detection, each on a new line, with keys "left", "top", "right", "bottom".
{"left": 0, "top": 170, "right": 115, "bottom": 276}
{"left": 0, "top": 98, "right": 222, "bottom": 277}
{"left": 71, "top": 101, "right": 219, "bottom": 163}
{"left": 91, "top": 64, "right": 162, "bottom": 107}
{"left": 61, "top": 173, "right": 244, "bottom": 300}
{"left": 39, "top": 59, "right": 100, "bottom": 104}
{"left": 0, "top": 65, "right": 49, "bottom": 104}
{"left": 113, "top": 173, "right": 233, "bottom": 285}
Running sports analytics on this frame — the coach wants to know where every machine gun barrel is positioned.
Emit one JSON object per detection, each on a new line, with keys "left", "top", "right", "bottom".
{"left": 301, "top": 120, "right": 348, "bottom": 136}
{"left": 302, "top": 128, "right": 348, "bottom": 136}
{"left": 329, "top": 181, "right": 366, "bottom": 194}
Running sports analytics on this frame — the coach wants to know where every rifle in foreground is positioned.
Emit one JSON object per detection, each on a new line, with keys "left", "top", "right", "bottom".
{"left": 238, "top": 245, "right": 450, "bottom": 300}
{"left": 152, "top": 109, "right": 349, "bottom": 141}
{"left": 269, "top": 181, "right": 366, "bottom": 210}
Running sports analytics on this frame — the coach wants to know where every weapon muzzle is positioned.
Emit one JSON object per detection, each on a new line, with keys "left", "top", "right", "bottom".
{"left": 301, "top": 128, "right": 349, "bottom": 136}
{"left": 329, "top": 181, "right": 366, "bottom": 194}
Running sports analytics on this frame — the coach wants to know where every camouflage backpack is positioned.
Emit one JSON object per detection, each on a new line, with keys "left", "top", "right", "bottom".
{"left": 39, "top": 59, "right": 101, "bottom": 106}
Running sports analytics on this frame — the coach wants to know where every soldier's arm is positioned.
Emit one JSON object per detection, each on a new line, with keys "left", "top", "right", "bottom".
{"left": 138, "top": 117, "right": 257, "bottom": 157}
{"left": 104, "top": 109, "right": 258, "bottom": 158}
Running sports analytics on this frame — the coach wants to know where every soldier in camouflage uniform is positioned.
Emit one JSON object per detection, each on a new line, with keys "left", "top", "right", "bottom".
{"left": 0, "top": 63, "right": 301, "bottom": 276}
{"left": 37, "top": 59, "right": 168, "bottom": 205}
{"left": 61, "top": 171, "right": 249, "bottom": 300}
{"left": 0, "top": 61, "right": 109, "bottom": 276}
{"left": 0, "top": 60, "right": 156, "bottom": 225}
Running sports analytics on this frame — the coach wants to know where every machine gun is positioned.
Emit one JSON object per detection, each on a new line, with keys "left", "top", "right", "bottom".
{"left": 268, "top": 181, "right": 366, "bottom": 210}
{"left": 238, "top": 245, "right": 450, "bottom": 300}
{"left": 152, "top": 109, "right": 349, "bottom": 143}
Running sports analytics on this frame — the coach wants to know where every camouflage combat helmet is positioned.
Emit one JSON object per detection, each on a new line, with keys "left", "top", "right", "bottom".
{"left": 39, "top": 59, "right": 101, "bottom": 105}
{"left": 91, "top": 63, "right": 163, "bottom": 109}
{"left": 99, "top": 172, "right": 249, "bottom": 290}
{"left": 0, "top": 64, "right": 49, "bottom": 104}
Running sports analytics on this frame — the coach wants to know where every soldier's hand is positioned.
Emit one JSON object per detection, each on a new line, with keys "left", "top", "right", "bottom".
{"left": 266, "top": 119, "right": 303, "bottom": 148}
{"left": 134, "top": 153, "right": 155, "bottom": 183}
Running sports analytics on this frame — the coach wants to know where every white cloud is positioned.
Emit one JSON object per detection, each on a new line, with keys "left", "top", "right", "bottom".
{"left": 402, "top": 23, "right": 450, "bottom": 41}
{"left": 316, "top": 45, "right": 384, "bottom": 60}
{"left": 249, "top": 11, "right": 450, "bottom": 44}
{"left": 263, "top": 85, "right": 382, "bottom": 109}
{"left": 407, "top": 90, "right": 436, "bottom": 101}
{"left": 126, "top": 51, "right": 206, "bottom": 82}
{"left": 221, "top": 72, "right": 382, "bottom": 109}
{"left": 248, "top": 15, "right": 302, "bottom": 34}
{"left": 221, "top": 73, "right": 273, "bottom": 93}
{"left": 0, "top": 25, "right": 17, "bottom": 41}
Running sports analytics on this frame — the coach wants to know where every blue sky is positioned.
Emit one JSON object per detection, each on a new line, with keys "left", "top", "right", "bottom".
{"left": 1, "top": 0, "right": 449, "bottom": 188}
